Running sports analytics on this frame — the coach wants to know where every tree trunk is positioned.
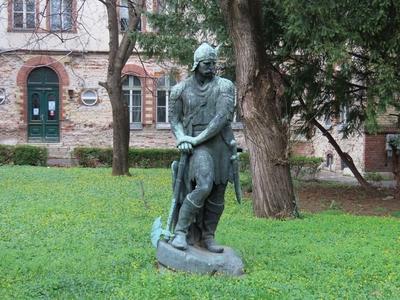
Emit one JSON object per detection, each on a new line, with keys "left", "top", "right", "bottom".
{"left": 220, "top": 0, "right": 298, "bottom": 218}
{"left": 109, "top": 81, "right": 131, "bottom": 176}
{"left": 297, "top": 96, "right": 373, "bottom": 189}
{"left": 311, "top": 118, "right": 372, "bottom": 189}
{"left": 100, "top": 0, "right": 145, "bottom": 176}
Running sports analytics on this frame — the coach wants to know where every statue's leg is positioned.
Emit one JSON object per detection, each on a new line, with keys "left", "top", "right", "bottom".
{"left": 171, "top": 150, "right": 214, "bottom": 250}
{"left": 202, "top": 183, "right": 226, "bottom": 253}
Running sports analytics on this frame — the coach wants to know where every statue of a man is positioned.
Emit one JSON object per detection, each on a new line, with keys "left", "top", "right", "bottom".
{"left": 169, "top": 43, "right": 236, "bottom": 253}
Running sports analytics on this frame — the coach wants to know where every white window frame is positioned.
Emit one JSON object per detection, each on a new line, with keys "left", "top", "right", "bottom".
{"left": 122, "top": 75, "right": 142, "bottom": 128}
{"left": 339, "top": 104, "right": 349, "bottom": 124}
{"left": 0, "top": 88, "right": 6, "bottom": 105}
{"left": 50, "top": 0, "right": 73, "bottom": 31}
{"left": 232, "top": 86, "right": 244, "bottom": 129}
{"left": 119, "top": 0, "right": 141, "bottom": 32}
{"left": 156, "top": 75, "right": 176, "bottom": 128}
{"left": 323, "top": 114, "right": 332, "bottom": 129}
{"left": 13, "top": 0, "right": 36, "bottom": 30}
{"left": 81, "top": 89, "right": 98, "bottom": 106}
{"left": 326, "top": 153, "right": 334, "bottom": 170}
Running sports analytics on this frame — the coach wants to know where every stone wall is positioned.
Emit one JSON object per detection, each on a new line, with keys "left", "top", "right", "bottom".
{"left": 311, "top": 125, "right": 365, "bottom": 173}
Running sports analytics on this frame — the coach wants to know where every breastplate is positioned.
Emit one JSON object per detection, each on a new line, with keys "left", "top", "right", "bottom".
{"left": 182, "top": 78, "right": 217, "bottom": 128}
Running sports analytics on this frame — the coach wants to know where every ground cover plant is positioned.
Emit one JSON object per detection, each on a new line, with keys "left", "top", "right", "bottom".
{"left": 0, "top": 166, "right": 399, "bottom": 299}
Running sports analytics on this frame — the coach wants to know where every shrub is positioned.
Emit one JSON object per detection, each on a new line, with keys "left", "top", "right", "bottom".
{"left": 0, "top": 145, "right": 14, "bottom": 165}
{"left": 73, "top": 147, "right": 112, "bottom": 167}
{"left": 13, "top": 145, "right": 48, "bottom": 166}
{"left": 73, "top": 147, "right": 180, "bottom": 168}
{"left": 128, "top": 148, "right": 179, "bottom": 168}
{"left": 238, "top": 154, "right": 323, "bottom": 192}
{"left": 240, "top": 171, "right": 253, "bottom": 193}
{"left": 239, "top": 153, "right": 323, "bottom": 178}
{"left": 364, "top": 172, "right": 384, "bottom": 182}
{"left": 290, "top": 156, "right": 324, "bottom": 180}
{"left": 239, "top": 152, "right": 250, "bottom": 172}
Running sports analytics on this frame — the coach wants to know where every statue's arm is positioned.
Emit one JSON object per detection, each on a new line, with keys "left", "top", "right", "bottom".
{"left": 169, "top": 83, "right": 186, "bottom": 141}
{"left": 169, "top": 82, "right": 193, "bottom": 154}
{"left": 189, "top": 79, "right": 235, "bottom": 146}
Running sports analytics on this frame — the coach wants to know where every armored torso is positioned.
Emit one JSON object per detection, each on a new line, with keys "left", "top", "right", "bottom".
{"left": 181, "top": 76, "right": 219, "bottom": 132}
{"left": 169, "top": 75, "right": 236, "bottom": 185}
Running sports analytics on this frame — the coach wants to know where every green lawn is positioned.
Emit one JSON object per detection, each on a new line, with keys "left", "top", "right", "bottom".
{"left": 0, "top": 166, "right": 399, "bottom": 299}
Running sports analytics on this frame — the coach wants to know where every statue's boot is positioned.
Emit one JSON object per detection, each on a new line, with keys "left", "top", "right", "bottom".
{"left": 171, "top": 200, "right": 199, "bottom": 251}
{"left": 202, "top": 201, "right": 224, "bottom": 253}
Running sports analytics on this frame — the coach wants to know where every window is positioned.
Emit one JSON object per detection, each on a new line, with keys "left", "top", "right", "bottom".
{"left": 122, "top": 75, "right": 142, "bottom": 125}
{"left": 156, "top": 75, "right": 176, "bottom": 125}
{"left": 81, "top": 89, "right": 98, "bottom": 106}
{"left": 50, "top": 0, "right": 73, "bottom": 31}
{"left": 13, "top": 0, "right": 35, "bottom": 29}
{"left": 233, "top": 87, "right": 242, "bottom": 123}
{"left": 323, "top": 114, "right": 332, "bottom": 129}
{"left": 386, "top": 134, "right": 400, "bottom": 158}
{"left": 339, "top": 104, "right": 349, "bottom": 124}
{"left": 231, "top": 86, "right": 244, "bottom": 130}
{"left": 120, "top": 0, "right": 141, "bottom": 32}
{"left": 0, "top": 89, "right": 5, "bottom": 105}
{"left": 340, "top": 158, "right": 348, "bottom": 170}
{"left": 326, "top": 153, "right": 333, "bottom": 169}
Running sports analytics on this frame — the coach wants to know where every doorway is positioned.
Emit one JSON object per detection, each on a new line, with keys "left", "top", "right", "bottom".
{"left": 27, "top": 67, "right": 60, "bottom": 142}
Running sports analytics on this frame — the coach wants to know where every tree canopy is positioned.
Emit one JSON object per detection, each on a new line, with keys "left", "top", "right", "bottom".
{"left": 138, "top": 0, "right": 400, "bottom": 136}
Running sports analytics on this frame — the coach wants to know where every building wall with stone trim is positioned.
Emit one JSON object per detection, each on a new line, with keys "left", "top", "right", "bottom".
{"left": 312, "top": 127, "right": 365, "bottom": 173}
{"left": 1, "top": 0, "right": 397, "bottom": 170}
{"left": 0, "top": 52, "right": 246, "bottom": 152}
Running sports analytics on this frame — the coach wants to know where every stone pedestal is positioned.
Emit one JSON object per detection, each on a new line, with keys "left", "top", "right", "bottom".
{"left": 156, "top": 240, "right": 244, "bottom": 276}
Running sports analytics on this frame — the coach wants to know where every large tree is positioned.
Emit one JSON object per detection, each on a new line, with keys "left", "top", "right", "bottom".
{"left": 139, "top": 0, "right": 400, "bottom": 216}
{"left": 141, "top": 0, "right": 298, "bottom": 217}
{"left": 218, "top": 0, "right": 297, "bottom": 217}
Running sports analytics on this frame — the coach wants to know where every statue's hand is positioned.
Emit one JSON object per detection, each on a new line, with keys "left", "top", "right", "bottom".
{"left": 178, "top": 142, "right": 193, "bottom": 153}
{"left": 179, "top": 135, "right": 197, "bottom": 146}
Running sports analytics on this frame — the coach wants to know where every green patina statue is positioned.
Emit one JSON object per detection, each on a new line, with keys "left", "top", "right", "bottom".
{"left": 168, "top": 43, "right": 240, "bottom": 253}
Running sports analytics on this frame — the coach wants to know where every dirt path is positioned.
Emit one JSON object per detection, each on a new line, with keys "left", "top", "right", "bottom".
{"left": 296, "top": 182, "right": 400, "bottom": 216}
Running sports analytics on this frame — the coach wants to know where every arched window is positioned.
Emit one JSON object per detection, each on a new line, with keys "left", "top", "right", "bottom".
{"left": 122, "top": 75, "right": 142, "bottom": 125}
{"left": 326, "top": 153, "right": 333, "bottom": 169}
{"left": 156, "top": 75, "right": 176, "bottom": 125}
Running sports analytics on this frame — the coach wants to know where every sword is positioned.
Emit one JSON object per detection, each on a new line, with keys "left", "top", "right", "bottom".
{"left": 230, "top": 140, "right": 242, "bottom": 204}
{"left": 151, "top": 152, "right": 188, "bottom": 247}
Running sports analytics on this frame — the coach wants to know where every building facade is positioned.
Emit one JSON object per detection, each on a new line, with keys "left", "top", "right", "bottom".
{"left": 0, "top": 0, "right": 245, "bottom": 163}
{"left": 290, "top": 108, "right": 400, "bottom": 176}
{"left": 0, "top": 0, "right": 398, "bottom": 174}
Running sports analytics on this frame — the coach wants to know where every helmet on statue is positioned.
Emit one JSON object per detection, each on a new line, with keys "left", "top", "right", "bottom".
{"left": 191, "top": 43, "right": 217, "bottom": 72}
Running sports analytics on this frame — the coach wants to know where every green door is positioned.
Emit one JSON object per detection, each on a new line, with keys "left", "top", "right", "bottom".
{"left": 27, "top": 68, "right": 60, "bottom": 142}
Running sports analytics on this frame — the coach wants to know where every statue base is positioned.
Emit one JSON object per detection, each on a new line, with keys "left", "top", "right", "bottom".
{"left": 156, "top": 240, "right": 244, "bottom": 276}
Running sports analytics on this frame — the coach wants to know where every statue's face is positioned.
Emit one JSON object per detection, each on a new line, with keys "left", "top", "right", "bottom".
{"left": 197, "top": 60, "right": 216, "bottom": 78}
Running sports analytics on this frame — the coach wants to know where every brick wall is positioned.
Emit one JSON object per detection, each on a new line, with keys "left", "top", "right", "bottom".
{"left": 291, "top": 141, "right": 314, "bottom": 156}
{"left": 364, "top": 133, "right": 398, "bottom": 172}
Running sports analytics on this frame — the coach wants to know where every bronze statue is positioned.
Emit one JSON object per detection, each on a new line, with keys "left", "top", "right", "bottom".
{"left": 168, "top": 43, "right": 240, "bottom": 253}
